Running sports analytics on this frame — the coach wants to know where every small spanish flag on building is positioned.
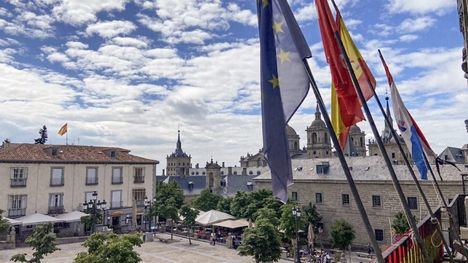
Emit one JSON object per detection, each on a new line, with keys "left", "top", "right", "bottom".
{"left": 58, "top": 123, "right": 68, "bottom": 136}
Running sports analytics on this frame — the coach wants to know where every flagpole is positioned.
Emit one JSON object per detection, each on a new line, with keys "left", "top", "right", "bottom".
{"left": 332, "top": 28, "right": 430, "bottom": 261}
{"left": 371, "top": 50, "right": 454, "bottom": 260}
{"left": 301, "top": 59, "right": 384, "bottom": 263}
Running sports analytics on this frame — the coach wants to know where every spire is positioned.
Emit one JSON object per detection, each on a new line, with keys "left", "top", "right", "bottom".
{"left": 315, "top": 103, "right": 321, "bottom": 120}
{"left": 176, "top": 129, "right": 182, "bottom": 151}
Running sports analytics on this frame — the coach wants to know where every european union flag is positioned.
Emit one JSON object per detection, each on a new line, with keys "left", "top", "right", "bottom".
{"left": 257, "top": 0, "right": 311, "bottom": 202}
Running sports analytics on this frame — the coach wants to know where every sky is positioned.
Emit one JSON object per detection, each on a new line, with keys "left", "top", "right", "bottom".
{"left": 0, "top": 0, "right": 466, "bottom": 173}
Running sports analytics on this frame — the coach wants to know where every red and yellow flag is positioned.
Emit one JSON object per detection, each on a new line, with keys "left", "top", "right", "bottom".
{"left": 58, "top": 123, "right": 68, "bottom": 136}
{"left": 316, "top": 0, "right": 375, "bottom": 149}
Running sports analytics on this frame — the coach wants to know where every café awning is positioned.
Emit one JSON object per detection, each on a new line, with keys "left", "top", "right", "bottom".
{"left": 55, "top": 211, "right": 88, "bottom": 222}
{"left": 213, "top": 218, "right": 250, "bottom": 229}
{"left": 4, "top": 217, "right": 22, "bottom": 225}
{"left": 16, "top": 213, "right": 62, "bottom": 225}
{"left": 195, "top": 210, "right": 235, "bottom": 226}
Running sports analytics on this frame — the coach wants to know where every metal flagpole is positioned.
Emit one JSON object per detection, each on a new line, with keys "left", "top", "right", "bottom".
{"left": 301, "top": 59, "right": 384, "bottom": 263}
{"left": 368, "top": 57, "right": 454, "bottom": 260}
{"left": 327, "top": 7, "right": 429, "bottom": 258}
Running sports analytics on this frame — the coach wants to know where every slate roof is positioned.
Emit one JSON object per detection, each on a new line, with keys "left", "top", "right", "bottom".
{"left": 0, "top": 143, "right": 158, "bottom": 164}
{"left": 221, "top": 174, "right": 256, "bottom": 196}
{"left": 254, "top": 156, "right": 466, "bottom": 182}
{"left": 156, "top": 175, "right": 206, "bottom": 196}
{"left": 439, "top": 147, "right": 466, "bottom": 163}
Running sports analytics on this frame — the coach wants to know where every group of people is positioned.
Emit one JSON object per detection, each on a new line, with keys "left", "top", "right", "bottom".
{"left": 305, "top": 249, "right": 332, "bottom": 263}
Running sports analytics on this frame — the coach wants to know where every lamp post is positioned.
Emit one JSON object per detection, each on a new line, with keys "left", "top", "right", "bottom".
{"left": 82, "top": 191, "right": 106, "bottom": 234}
{"left": 144, "top": 196, "right": 156, "bottom": 232}
{"left": 292, "top": 207, "right": 301, "bottom": 263}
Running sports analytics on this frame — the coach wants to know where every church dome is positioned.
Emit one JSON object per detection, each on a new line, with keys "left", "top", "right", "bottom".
{"left": 309, "top": 103, "right": 326, "bottom": 129}
{"left": 286, "top": 124, "right": 298, "bottom": 136}
{"left": 349, "top": 124, "right": 361, "bottom": 134}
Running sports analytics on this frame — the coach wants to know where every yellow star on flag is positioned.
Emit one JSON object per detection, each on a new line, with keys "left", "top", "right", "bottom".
{"left": 268, "top": 75, "right": 280, "bottom": 88}
{"left": 277, "top": 49, "right": 291, "bottom": 64}
{"left": 262, "top": 0, "right": 269, "bottom": 8}
{"left": 273, "top": 21, "right": 283, "bottom": 33}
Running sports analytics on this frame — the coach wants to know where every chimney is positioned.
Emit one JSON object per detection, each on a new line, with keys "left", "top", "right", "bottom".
{"left": 228, "top": 167, "right": 232, "bottom": 176}
{"left": 222, "top": 162, "right": 225, "bottom": 168}
{"left": 162, "top": 169, "right": 165, "bottom": 176}
{"left": 242, "top": 167, "right": 247, "bottom": 176}
{"left": 1, "top": 139, "right": 11, "bottom": 148}
{"left": 196, "top": 163, "right": 199, "bottom": 169}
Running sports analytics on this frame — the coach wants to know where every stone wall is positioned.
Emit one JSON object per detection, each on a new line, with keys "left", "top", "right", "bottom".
{"left": 255, "top": 179, "right": 462, "bottom": 247}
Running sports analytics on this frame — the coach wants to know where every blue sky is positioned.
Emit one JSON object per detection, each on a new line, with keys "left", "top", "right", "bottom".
{"left": 0, "top": 0, "right": 466, "bottom": 172}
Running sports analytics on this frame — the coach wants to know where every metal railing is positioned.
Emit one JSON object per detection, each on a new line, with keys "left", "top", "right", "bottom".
{"left": 8, "top": 208, "right": 26, "bottom": 218}
{"left": 10, "top": 178, "right": 27, "bottom": 187}
{"left": 110, "top": 201, "right": 123, "bottom": 208}
{"left": 133, "top": 176, "right": 145, "bottom": 184}
{"left": 48, "top": 206, "right": 65, "bottom": 215}
{"left": 382, "top": 208, "right": 443, "bottom": 262}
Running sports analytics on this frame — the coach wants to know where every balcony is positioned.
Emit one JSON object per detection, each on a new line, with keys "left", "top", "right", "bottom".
{"left": 8, "top": 208, "right": 26, "bottom": 218}
{"left": 133, "top": 176, "right": 145, "bottom": 184}
{"left": 48, "top": 206, "right": 65, "bottom": 215}
{"left": 135, "top": 200, "right": 145, "bottom": 207}
{"left": 112, "top": 177, "right": 123, "bottom": 185}
{"left": 50, "top": 178, "right": 64, "bottom": 187}
{"left": 10, "top": 178, "right": 27, "bottom": 187}
{"left": 85, "top": 178, "right": 98, "bottom": 185}
{"left": 110, "top": 201, "right": 123, "bottom": 209}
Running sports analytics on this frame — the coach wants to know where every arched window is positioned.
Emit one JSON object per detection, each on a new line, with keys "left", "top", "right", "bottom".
{"left": 360, "top": 137, "right": 364, "bottom": 147}
{"left": 208, "top": 172, "right": 214, "bottom": 188}
{"left": 324, "top": 133, "right": 328, "bottom": 143}
{"left": 294, "top": 141, "right": 298, "bottom": 150}
{"left": 312, "top": 133, "right": 317, "bottom": 144}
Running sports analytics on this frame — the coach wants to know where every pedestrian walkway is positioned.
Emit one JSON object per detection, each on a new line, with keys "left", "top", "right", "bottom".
{"left": 0, "top": 233, "right": 289, "bottom": 263}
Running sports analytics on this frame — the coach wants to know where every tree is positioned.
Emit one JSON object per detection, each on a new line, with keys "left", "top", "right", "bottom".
{"left": 392, "top": 212, "right": 410, "bottom": 235}
{"left": 179, "top": 205, "right": 199, "bottom": 245}
{"left": 238, "top": 219, "right": 282, "bottom": 263}
{"left": 279, "top": 203, "right": 305, "bottom": 258}
{"left": 255, "top": 207, "right": 279, "bottom": 226}
{"left": 216, "top": 196, "right": 232, "bottom": 214}
{"left": 74, "top": 232, "right": 143, "bottom": 263}
{"left": 0, "top": 209, "right": 10, "bottom": 234}
{"left": 11, "top": 224, "right": 59, "bottom": 263}
{"left": 34, "top": 125, "right": 48, "bottom": 144}
{"left": 192, "top": 189, "right": 221, "bottom": 211}
{"left": 154, "top": 181, "right": 184, "bottom": 210}
{"left": 302, "top": 203, "right": 322, "bottom": 234}
{"left": 152, "top": 197, "right": 179, "bottom": 240}
{"left": 230, "top": 190, "right": 281, "bottom": 221}
{"left": 330, "top": 219, "right": 355, "bottom": 250}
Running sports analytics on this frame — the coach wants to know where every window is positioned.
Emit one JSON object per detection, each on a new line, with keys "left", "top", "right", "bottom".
{"left": 407, "top": 197, "right": 418, "bottom": 210}
{"left": 134, "top": 167, "right": 145, "bottom": 183}
{"left": 132, "top": 189, "right": 146, "bottom": 207}
{"left": 292, "top": 192, "right": 298, "bottom": 201}
{"left": 342, "top": 194, "right": 350, "bottom": 206}
{"left": 372, "top": 195, "right": 381, "bottom": 207}
{"left": 188, "top": 182, "right": 194, "bottom": 191}
{"left": 111, "top": 190, "right": 122, "bottom": 208}
{"left": 8, "top": 195, "right": 27, "bottom": 217}
{"left": 112, "top": 167, "right": 123, "bottom": 184}
{"left": 10, "top": 167, "right": 28, "bottom": 187}
{"left": 110, "top": 151, "right": 116, "bottom": 158}
{"left": 315, "top": 193, "right": 323, "bottom": 204}
{"left": 50, "top": 167, "right": 64, "bottom": 186}
{"left": 375, "top": 229, "right": 384, "bottom": 241}
{"left": 316, "top": 162, "right": 330, "bottom": 174}
{"left": 86, "top": 167, "right": 98, "bottom": 185}
{"left": 391, "top": 152, "right": 396, "bottom": 158}
{"left": 257, "top": 171, "right": 261, "bottom": 175}
{"left": 247, "top": 182, "right": 254, "bottom": 191}
{"left": 48, "top": 193, "right": 64, "bottom": 214}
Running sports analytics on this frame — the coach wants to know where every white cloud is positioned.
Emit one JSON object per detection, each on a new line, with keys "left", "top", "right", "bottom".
{"left": 110, "top": 37, "right": 149, "bottom": 48}
{"left": 85, "top": 20, "right": 136, "bottom": 39}
{"left": 399, "top": 16, "right": 435, "bottom": 33}
{"left": 399, "top": 34, "right": 418, "bottom": 42}
{"left": 53, "top": 0, "right": 129, "bottom": 25}
{"left": 387, "top": 0, "right": 455, "bottom": 15}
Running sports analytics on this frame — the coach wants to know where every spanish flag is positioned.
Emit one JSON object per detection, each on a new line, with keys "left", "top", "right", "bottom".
{"left": 316, "top": 0, "right": 375, "bottom": 149}
{"left": 58, "top": 123, "right": 68, "bottom": 136}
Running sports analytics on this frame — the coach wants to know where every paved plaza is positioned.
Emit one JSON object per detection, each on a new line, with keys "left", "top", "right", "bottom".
{"left": 0, "top": 234, "right": 289, "bottom": 263}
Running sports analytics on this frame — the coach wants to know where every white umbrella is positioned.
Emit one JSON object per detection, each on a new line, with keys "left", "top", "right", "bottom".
{"left": 55, "top": 211, "right": 88, "bottom": 222}
{"left": 195, "top": 210, "right": 234, "bottom": 226}
{"left": 213, "top": 218, "right": 251, "bottom": 229}
{"left": 16, "top": 213, "right": 62, "bottom": 225}
{"left": 4, "top": 217, "right": 22, "bottom": 225}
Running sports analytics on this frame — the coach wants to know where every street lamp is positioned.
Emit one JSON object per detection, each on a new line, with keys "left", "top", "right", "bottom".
{"left": 82, "top": 191, "right": 107, "bottom": 234}
{"left": 144, "top": 196, "right": 156, "bottom": 232}
{"left": 292, "top": 207, "right": 301, "bottom": 263}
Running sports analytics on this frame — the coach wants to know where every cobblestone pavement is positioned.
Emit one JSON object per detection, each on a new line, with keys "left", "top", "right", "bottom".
{"left": 0, "top": 234, "right": 290, "bottom": 263}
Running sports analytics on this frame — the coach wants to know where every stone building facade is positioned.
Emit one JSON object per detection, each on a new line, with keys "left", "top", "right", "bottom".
{"left": 0, "top": 142, "right": 158, "bottom": 231}
{"left": 253, "top": 156, "right": 466, "bottom": 248}
{"left": 166, "top": 130, "right": 191, "bottom": 176}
